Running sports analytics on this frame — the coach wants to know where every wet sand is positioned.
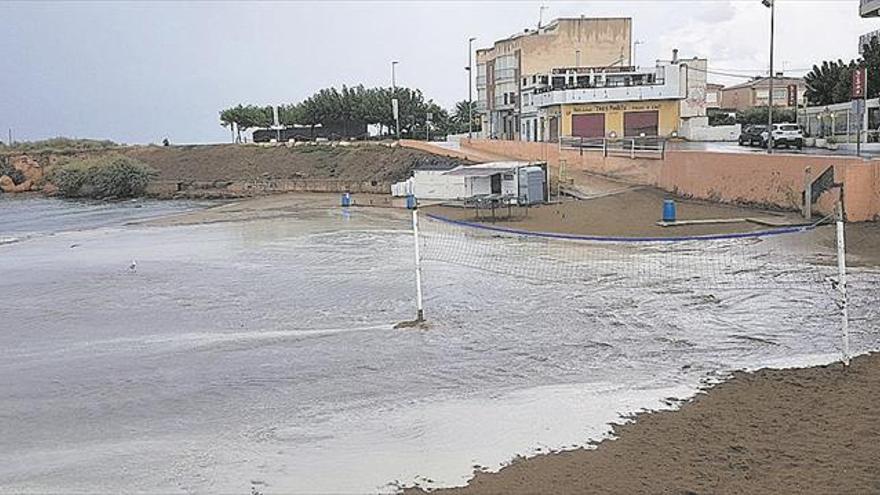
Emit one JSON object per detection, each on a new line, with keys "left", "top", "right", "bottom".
{"left": 405, "top": 352, "right": 880, "bottom": 495}
{"left": 140, "top": 192, "right": 400, "bottom": 227}
{"left": 426, "top": 187, "right": 804, "bottom": 239}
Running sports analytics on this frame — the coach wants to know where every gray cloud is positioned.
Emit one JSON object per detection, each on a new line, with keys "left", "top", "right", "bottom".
{"left": 0, "top": 0, "right": 871, "bottom": 144}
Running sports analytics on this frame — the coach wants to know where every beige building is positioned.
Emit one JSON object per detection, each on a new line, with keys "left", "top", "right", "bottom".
{"left": 706, "top": 83, "right": 724, "bottom": 109}
{"left": 720, "top": 76, "right": 806, "bottom": 111}
{"left": 475, "top": 17, "right": 632, "bottom": 140}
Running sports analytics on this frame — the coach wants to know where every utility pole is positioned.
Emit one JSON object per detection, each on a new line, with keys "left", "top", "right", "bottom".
{"left": 763, "top": 0, "right": 775, "bottom": 154}
{"left": 392, "top": 61, "right": 400, "bottom": 140}
{"left": 468, "top": 37, "right": 476, "bottom": 141}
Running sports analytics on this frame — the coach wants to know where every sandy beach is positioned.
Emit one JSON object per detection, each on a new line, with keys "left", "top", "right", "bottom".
{"left": 405, "top": 352, "right": 880, "bottom": 495}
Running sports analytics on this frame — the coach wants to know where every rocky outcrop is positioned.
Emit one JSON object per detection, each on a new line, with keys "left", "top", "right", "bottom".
{"left": 0, "top": 155, "right": 44, "bottom": 193}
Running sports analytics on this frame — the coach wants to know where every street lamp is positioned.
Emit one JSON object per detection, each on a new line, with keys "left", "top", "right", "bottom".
{"left": 467, "top": 37, "right": 476, "bottom": 141}
{"left": 632, "top": 40, "right": 644, "bottom": 68}
{"left": 391, "top": 60, "right": 400, "bottom": 140}
{"left": 763, "top": 0, "right": 775, "bottom": 154}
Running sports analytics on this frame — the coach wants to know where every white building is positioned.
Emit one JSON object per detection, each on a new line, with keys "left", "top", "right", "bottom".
{"left": 391, "top": 161, "right": 547, "bottom": 204}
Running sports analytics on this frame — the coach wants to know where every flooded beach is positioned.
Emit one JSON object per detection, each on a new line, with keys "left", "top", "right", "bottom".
{"left": 1, "top": 195, "right": 878, "bottom": 494}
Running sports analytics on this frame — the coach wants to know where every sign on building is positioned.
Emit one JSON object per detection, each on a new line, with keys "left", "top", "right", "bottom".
{"left": 852, "top": 67, "right": 866, "bottom": 99}
{"left": 787, "top": 84, "right": 798, "bottom": 107}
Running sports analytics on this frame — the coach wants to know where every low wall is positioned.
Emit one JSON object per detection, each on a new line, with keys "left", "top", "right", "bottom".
{"left": 462, "top": 139, "right": 880, "bottom": 222}
{"left": 147, "top": 179, "right": 390, "bottom": 197}
{"left": 399, "top": 139, "right": 473, "bottom": 161}
{"left": 680, "top": 119, "right": 741, "bottom": 142}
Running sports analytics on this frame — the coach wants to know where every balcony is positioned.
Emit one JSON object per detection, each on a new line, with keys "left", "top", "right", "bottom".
{"left": 534, "top": 84, "right": 684, "bottom": 107}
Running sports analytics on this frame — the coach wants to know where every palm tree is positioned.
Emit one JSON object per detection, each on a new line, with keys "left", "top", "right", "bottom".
{"left": 805, "top": 60, "right": 847, "bottom": 106}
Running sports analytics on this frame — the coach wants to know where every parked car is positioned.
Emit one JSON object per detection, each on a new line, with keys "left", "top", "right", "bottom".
{"left": 769, "top": 123, "right": 804, "bottom": 149}
{"left": 738, "top": 125, "right": 767, "bottom": 146}
{"left": 738, "top": 123, "right": 804, "bottom": 149}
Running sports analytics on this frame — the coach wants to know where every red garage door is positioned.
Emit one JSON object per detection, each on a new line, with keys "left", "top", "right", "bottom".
{"left": 572, "top": 113, "right": 605, "bottom": 138}
{"left": 623, "top": 111, "right": 659, "bottom": 137}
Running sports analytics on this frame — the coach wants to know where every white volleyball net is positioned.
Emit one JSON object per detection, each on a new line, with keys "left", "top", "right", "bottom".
{"left": 419, "top": 213, "right": 836, "bottom": 293}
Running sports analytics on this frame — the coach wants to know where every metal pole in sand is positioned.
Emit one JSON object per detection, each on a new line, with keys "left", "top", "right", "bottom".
{"left": 836, "top": 202, "right": 850, "bottom": 366}
{"left": 412, "top": 207, "right": 425, "bottom": 322}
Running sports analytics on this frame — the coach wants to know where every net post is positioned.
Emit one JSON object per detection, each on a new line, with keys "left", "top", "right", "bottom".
{"left": 835, "top": 202, "right": 850, "bottom": 366}
{"left": 412, "top": 207, "right": 425, "bottom": 322}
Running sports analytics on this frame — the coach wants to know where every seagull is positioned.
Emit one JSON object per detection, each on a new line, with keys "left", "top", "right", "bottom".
{"left": 129, "top": 260, "right": 137, "bottom": 272}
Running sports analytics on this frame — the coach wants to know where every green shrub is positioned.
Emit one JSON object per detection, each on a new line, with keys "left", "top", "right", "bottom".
{"left": 51, "top": 155, "right": 157, "bottom": 198}
{"left": 2, "top": 137, "right": 118, "bottom": 153}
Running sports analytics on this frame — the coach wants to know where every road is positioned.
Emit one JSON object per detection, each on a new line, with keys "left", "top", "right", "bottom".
{"left": 434, "top": 138, "right": 880, "bottom": 159}
{"left": 666, "top": 140, "right": 880, "bottom": 158}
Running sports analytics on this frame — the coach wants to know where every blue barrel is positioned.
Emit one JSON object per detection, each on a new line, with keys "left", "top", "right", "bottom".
{"left": 405, "top": 194, "right": 417, "bottom": 210}
{"left": 341, "top": 192, "right": 351, "bottom": 207}
{"left": 662, "top": 199, "right": 676, "bottom": 223}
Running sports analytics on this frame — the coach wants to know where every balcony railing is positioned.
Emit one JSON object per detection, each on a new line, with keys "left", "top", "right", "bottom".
{"left": 559, "top": 136, "right": 666, "bottom": 160}
{"left": 535, "top": 77, "right": 667, "bottom": 94}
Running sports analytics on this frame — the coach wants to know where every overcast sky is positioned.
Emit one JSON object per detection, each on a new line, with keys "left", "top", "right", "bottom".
{"left": 0, "top": 0, "right": 876, "bottom": 144}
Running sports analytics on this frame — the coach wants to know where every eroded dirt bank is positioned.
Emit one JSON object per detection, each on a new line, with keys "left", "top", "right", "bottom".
{"left": 1, "top": 143, "right": 470, "bottom": 198}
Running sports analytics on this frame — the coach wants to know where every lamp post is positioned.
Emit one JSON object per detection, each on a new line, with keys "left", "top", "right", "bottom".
{"left": 468, "top": 37, "right": 476, "bottom": 141}
{"left": 632, "top": 40, "right": 644, "bottom": 68}
{"left": 763, "top": 0, "right": 775, "bottom": 154}
{"left": 392, "top": 60, "right": 400, "bottom": 140}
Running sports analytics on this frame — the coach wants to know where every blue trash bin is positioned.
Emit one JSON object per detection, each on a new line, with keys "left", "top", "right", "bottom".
{"left": 341, "top": 192, "right": 351, "bottom": 207}
{"left": 662, "top": 199, "right": 676, "bottom": 223}
{"left": 405, "top": 194, "right": 417, "bottom": 210}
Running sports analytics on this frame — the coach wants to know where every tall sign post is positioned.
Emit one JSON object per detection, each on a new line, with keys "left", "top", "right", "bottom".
{"left": 852, "top": 67, "right": 867, "bottom": 157}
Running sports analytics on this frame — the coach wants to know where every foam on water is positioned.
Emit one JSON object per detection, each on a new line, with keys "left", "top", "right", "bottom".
{"left": 1, "top": 198, "right": 878, "bottom": 494}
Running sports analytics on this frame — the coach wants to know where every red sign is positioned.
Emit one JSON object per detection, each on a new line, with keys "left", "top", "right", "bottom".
{"left": 787, "top": 84, "right": 798, "bottom": 107}
{"left": 852, "top": 67, "right": 867, "bottom": 99}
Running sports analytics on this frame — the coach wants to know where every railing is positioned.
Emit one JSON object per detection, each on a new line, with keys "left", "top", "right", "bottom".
{"left": 559, "top": 136, "right": 666, "bottom": 160}
{"left": 534, "top": 78, "right": 667, "bottom": 94}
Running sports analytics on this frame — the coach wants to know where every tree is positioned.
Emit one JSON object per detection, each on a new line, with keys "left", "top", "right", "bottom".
{"left": 861, "top": 37, "right": 880, "bottom": 99}
{"left": 736, "top": 106, "right": 797, "bottom": 126}
{"left": 804, "top": 37, "right": 880, "bottom": 106}
{"left": 451, "top": 100, "right": 478, "bottom": 133}
{"left": 220, "top": 85, "right": 466, "bottom": 141}
{"left": 219, "top": 104, "right": 272, "bottom": 142}
{"left": 805, "top": 60, "right": 848, "bottom": 106}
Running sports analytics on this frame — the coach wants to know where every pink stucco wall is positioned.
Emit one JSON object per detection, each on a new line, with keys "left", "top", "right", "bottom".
{"left": 462, "top": 139, "right": 880, "bottom": 222}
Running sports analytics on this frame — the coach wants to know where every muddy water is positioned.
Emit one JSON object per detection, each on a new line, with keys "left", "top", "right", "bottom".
{"left": 1, "top": 198, "right": 878, "bottom": 494}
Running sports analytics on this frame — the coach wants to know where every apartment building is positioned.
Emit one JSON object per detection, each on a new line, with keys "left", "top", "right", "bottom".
{"left": 527, "top": 53, "right": 709, "bottom": 141}
{"left": 475, "top": 17, "right": 632, "bottom": 140}
{"left": 720, "top": 76, "right": 806, "bottom": 111}
{"left": 706, "top": 83, "right": 724, "bottom": 109}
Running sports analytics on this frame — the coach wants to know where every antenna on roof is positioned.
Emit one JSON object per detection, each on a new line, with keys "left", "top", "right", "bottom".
{"left": 538, "top": 5, "right": 549, "bottom": 29}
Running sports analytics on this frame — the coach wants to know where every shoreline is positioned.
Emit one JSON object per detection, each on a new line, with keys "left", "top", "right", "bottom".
{"left": 404, "top": 352, "right": 880, "bottom": 495}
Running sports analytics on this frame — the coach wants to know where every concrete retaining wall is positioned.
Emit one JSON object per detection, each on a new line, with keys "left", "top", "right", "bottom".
{"left": 148, "top": 179, "right": 390, "bottom": 197}
{"left": 462, "top": 139, "right": 880, "bottom": 222}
